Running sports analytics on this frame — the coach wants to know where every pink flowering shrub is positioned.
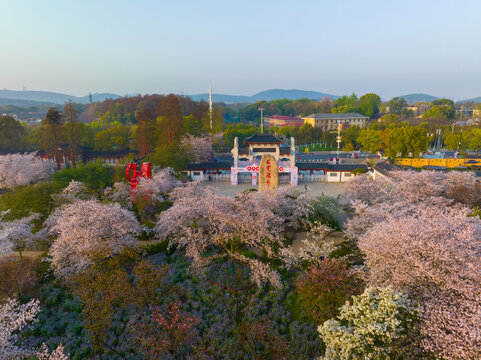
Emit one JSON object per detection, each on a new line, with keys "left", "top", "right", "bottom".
{"left": 0, "top": 153, "right": 55, "bottom": 190}
{"left": 46, "top": 200, "right": 142, "bottom": 278}
{"left": 134, "top": 302, "right": 200, "bottom": 359}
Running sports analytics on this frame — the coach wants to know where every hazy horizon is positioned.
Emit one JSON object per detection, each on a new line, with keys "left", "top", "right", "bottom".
{"left": 2, "top": 0, "right": 481, "bottom": 100}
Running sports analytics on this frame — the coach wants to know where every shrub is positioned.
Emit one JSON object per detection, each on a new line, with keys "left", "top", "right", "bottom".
{"left": 51, "top": 161, "right": 113, "bottom": 191}
{"left": 0, "top": 257, "right": 38, "bottom": 301}
{"left": 143, "top": 240, "right": 170, "bottom": 255}
{"left": 234, "top": 320, "right": 292, "bottom": 359}
{"left": 0, "top": 182, "right": 62, "bottom": 224}
{"left": 309, "top": 196, "right": 340, "bottom": 230}
{"left": 296, "top": 259, "right": 364, "bottom": 324}
{"left": 319, "top": 287, "right": 419, "bottom": 360}
{"left": 328, "top": 240, "right": 362, "bottom": 261}
{"left": 351, "top": 167, "right": 367, "bottom": 175}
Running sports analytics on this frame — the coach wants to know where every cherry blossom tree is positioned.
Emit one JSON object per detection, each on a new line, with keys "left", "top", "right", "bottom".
{"left": 0, "top": 153, "right": 55, "bottom": 190}
{"left": 0, "top": 297, "right": 40, "bottom": 359}
{"left": 46, "top": 200, "right": 142, "bottom": 279}
{"left": 443, "top": 171, "right": 481, "bottom": 206}
{"left": 0, "top": 210, "right": 38, "bottom": 259}
{"left": 259, "top": 186, "right": 314, "bottom": 229}
{"left": 51, "top": 180, "right": 90, "bottom": 205}
{"left": 345, "top": 170, "right": 481, "bottom": 209}
{"left": 345, "top": 170, "right": 481, "bottom": 358}
{"left": 155, "top": 182, "right": 294, "bottom": 288}
{"left": 132, "top": 166, "right": 183, "bottom": 203}
{"left": 358, "top": 204, "right": 481, "bottom": 359}
{"left": 281, "top": 221, "right": 332, "bottom": 269}
{"left": 343, "top": 173, "right": 392, "bottom": 206}
{"left": 104, "top": 181, "right": 131, "bottom": 204}
{"left": 106, "top": 167, "right": 182, "bottom": 206}
{"left": 181, "top": 134, "right": 212, "bottom": 163}
{"left": 37, "top": 344, "right": 69, "bottom": 360}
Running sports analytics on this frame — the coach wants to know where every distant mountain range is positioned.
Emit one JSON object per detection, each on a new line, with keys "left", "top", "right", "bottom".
{"left": 0, "top": 90, "right": 120, "bottom": 105}
{"left": 189, "top": 89, "right": 339, "bottom": 103}
{"left": 460, "top": 96, "right": 481, "bottom": 103}
{"left": 0, "top": 88, "right": 479, "bottom": 107}
{"left": 0, "top": 97, "right": 54, "bottom": 107}
{"left": 398, "top": 93, "right": 439, "bottom": 104}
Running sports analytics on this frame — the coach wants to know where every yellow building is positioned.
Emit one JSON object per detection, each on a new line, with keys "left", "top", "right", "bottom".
{"left": 395, "top": 158, "right": 481, "bottom": 168}
{"left": 302, "top": 113, "right": 369, "bottom": 131}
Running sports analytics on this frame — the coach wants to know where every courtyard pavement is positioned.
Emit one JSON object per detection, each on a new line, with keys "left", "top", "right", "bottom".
{"left": 198, "top": 181, "right": 346, "bottom": 199}
{"left": 199, "top": 181, "right": 351, "bottom": 230}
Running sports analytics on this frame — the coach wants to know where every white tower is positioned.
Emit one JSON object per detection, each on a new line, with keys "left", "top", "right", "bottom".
{"left": 209, "top": 85, "right": 213, "bottom": 131}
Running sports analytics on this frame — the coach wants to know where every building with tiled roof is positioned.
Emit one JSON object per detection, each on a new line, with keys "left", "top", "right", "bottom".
{"left": 265, "top": 115, "right": 304, "bottom": 127}
{"left": 302, "top": 113, "right": 369, "bottom": 131}
{"left": 244, "top": 134, "right": 285, "bottom": 144}
{"left": 232, "top": 134, "right": 294, "bottom": 166}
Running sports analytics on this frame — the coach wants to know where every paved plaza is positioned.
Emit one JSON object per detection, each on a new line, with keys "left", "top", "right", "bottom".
{"left": 199, "top": 181, "right": 346, "bottom": 199}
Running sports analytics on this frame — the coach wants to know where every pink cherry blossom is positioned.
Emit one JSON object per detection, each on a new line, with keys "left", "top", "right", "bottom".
{"left": 0, "top": 153, "right": 55, "bottom": 189}
{"left": 181, "top": 134, "right": 212, "bottom": 163}
{"left": 0, "top": 210, "right": 38, "bottom": 257}
{"left": 155, "top": 183, "right": 314, "bottom": 287}
{"left": 46, "top": 200, "right": 142, "bottom": 278}
{"left": 37, "top": 343, "right": 69, "bottom": 360}
{"left": 0, "top": 297, "right": 40, "bottom": 359}
{"left": 132, "top": 166, "right": 182, "bottom": 203}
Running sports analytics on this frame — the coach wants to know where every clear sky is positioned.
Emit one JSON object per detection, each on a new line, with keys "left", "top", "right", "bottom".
{"left": 1, "top": 0, "right": 481, "bottom": 100}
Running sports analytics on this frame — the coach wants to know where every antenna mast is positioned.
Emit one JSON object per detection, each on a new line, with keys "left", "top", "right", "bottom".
{"left": 258, "top": 106, "right": 264, "bottom": 133}
{"left": 209, "top": 85, "right": 213, "bottom": 131}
